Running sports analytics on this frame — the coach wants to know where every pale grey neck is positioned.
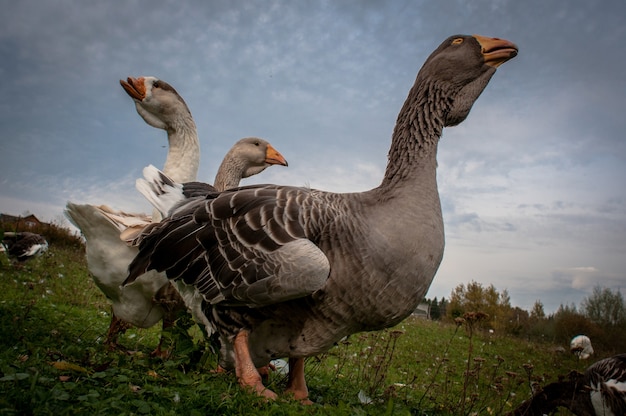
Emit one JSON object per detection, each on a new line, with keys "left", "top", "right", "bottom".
{"left": 162, "top": 115, "right": 200, "bottom": 184}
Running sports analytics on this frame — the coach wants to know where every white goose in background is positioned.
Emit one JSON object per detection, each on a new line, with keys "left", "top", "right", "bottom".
{"left": 510, "top": 354, "right": 626, "bottom": 415}
{"left": 66, "top": 76, "right": 200, "bottom": 355}
{"left": 124, "top": 34, "right": 518, "bottom": 401}
{"left": 571, "top": 335, "right": 594, "bottom": 360}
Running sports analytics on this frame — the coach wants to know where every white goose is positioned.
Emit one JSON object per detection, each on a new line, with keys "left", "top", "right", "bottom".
{"left": 125, "top": 35, "right": 518, "bottom": 400}
{"left": 66, "top": 76, "right": 200, "bottom": 355}
{"left": 66, "top": 76, "right": 288, "bottom": 356}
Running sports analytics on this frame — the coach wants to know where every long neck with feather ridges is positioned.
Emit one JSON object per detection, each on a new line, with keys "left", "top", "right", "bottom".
{"left": 162, "top": 114, "right": 199, "bottom": 184}
{"left": 213, "top": 161, "right": 243, "bottom": 192}
{"left": 379, "top": 78, "right": 449, "bottom": 191}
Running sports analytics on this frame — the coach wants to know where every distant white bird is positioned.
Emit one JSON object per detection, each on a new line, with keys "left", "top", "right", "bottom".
{"left": 571, "top": 335, "right": 594, "bottom": 360}
{"left": 510, "top": 354, "right": 626, "bottom": 416}
{"left": 1, "top": 232, "right": 48, "bottom": 263}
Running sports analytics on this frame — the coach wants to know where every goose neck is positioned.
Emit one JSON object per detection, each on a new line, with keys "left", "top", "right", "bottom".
{"left": 380, "top": 79, "right": 447, "bottom": 190}
{"left": 163, "top": 117, "right": 199, "bottom": 183}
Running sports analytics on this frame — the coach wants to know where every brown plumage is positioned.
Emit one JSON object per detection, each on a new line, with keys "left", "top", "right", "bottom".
{"left": 124, "top": 34, "right": 518, "bottom": 400}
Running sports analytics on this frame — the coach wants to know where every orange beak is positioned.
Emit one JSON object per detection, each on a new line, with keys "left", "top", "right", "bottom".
{"left": 474, "top": 35, "right": 518, "bottom": 68}
{"left": 265, "top": 144, "right": 288, "bottom": 166}
{"left": 120, "top": 76, "right": 147, "bottom": 101}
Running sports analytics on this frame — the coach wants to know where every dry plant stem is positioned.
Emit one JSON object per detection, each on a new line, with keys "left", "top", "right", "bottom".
{"left": 460, "top": 320, "right": 474, "bottom": 415}
{"left": 233, "top": 330, "right": 277, "bottom": 400}
{"left": 369, "top": 330, "right": 402, "bottom": 396}
{"left": 417, "top": 324, "right": 461, "bottom": 408}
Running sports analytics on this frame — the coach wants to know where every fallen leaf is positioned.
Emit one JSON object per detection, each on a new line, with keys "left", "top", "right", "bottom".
{"left": 49, "top": 361, "right": 90, "bottom": 373}
{"left": 147, "top": 370, "right": 160, "bottom": 379}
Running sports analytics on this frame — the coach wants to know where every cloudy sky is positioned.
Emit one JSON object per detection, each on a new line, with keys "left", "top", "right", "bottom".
{"left": 1, "top": 1, "right": 625, "bottom": 314}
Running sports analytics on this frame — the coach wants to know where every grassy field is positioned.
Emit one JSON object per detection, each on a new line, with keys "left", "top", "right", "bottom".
{"left": 0, "top": 245, "right": 590, "bottom": 415}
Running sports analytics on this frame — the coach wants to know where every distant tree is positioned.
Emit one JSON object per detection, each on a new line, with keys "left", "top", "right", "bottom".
{"left": 447, "top": 281, "right": 512, "bottom": 331}
{"left": 557, "top": 302, "right": 578, "bottom": 314}
{"left": 505, "top": 306, "right": 530, "bottom": 336}
{"left": 552, "top": 303, "right": 599, "bottom": 346}
{"left": 581, "top": 286, "right": 626, "bottom": 327}
{"left": 439, "top": 297, "right": 447, "bottom": 319}
{"left": 527, "top": 304, "right": 555, "bottom": 343}
{"left": 530, "top": 300, "right": 546, "bottom": 320}
{"left": 430, "top": 297, "right": 441, "bottom": 320}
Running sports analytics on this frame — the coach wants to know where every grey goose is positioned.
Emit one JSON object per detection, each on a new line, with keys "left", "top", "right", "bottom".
{"left": 125, "top": 34, "right": 518, "bottom": 400}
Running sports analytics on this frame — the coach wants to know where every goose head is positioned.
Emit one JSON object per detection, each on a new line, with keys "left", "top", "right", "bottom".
{"left": 214, "top": 137, "right": 288, "bottom": 191}
{"left": 120, "top": 76, "right": 193, "bottom": 131}
{"left": 416, "top": 35, "right": 518, "bottom": 127}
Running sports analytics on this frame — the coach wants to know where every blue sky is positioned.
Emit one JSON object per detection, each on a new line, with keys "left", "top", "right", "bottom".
{"left": 1, "top": 0, "right": 625, "bottom": 314}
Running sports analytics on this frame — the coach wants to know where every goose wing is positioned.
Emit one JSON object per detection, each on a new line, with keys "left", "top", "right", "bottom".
{"left": 126, "top": 185, "right": 330, "bottom": 307}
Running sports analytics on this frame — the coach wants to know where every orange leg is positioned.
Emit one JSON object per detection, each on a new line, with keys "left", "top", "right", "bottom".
{"left": 233, "top": 330, "right": 277, "bottom": 400}
{"left": 285, "top": 357, "right": 312, "bottom": 404}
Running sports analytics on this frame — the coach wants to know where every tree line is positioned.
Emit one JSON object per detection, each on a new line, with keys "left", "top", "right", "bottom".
{"left": 423, "top": 281, "right": 626, "bottom": 355}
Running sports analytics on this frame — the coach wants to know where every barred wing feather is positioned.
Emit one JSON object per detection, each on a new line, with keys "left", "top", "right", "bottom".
{"left": 126, "top": 185, "right": 330, "bottom": 307}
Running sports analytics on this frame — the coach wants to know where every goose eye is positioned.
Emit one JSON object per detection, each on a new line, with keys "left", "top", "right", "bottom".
{"left": 254, "top": 141, "right": 260, "bottom": 146}
{"left": 153, "top": 81, "right": 160, "bottom": 88}
{"left": 451, "top": 38, "right": 464, "bottom": 45}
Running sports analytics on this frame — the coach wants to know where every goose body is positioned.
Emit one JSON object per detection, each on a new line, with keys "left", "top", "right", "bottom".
{"left": 1, "top": 232, "right": 48, "bottom": 263}
{"left": 511, "top": 354, "right": 626, "bottom": 416}
{"left": 125, "top": 34, "right": 518, "bottom": 399}
{"left": 65, "top": 203, "right": 169, "bottom": 329}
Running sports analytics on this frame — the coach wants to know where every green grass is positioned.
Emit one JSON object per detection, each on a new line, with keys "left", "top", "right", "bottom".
{"left": 0, "top": 246, "right": 588, "bottom": 415}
